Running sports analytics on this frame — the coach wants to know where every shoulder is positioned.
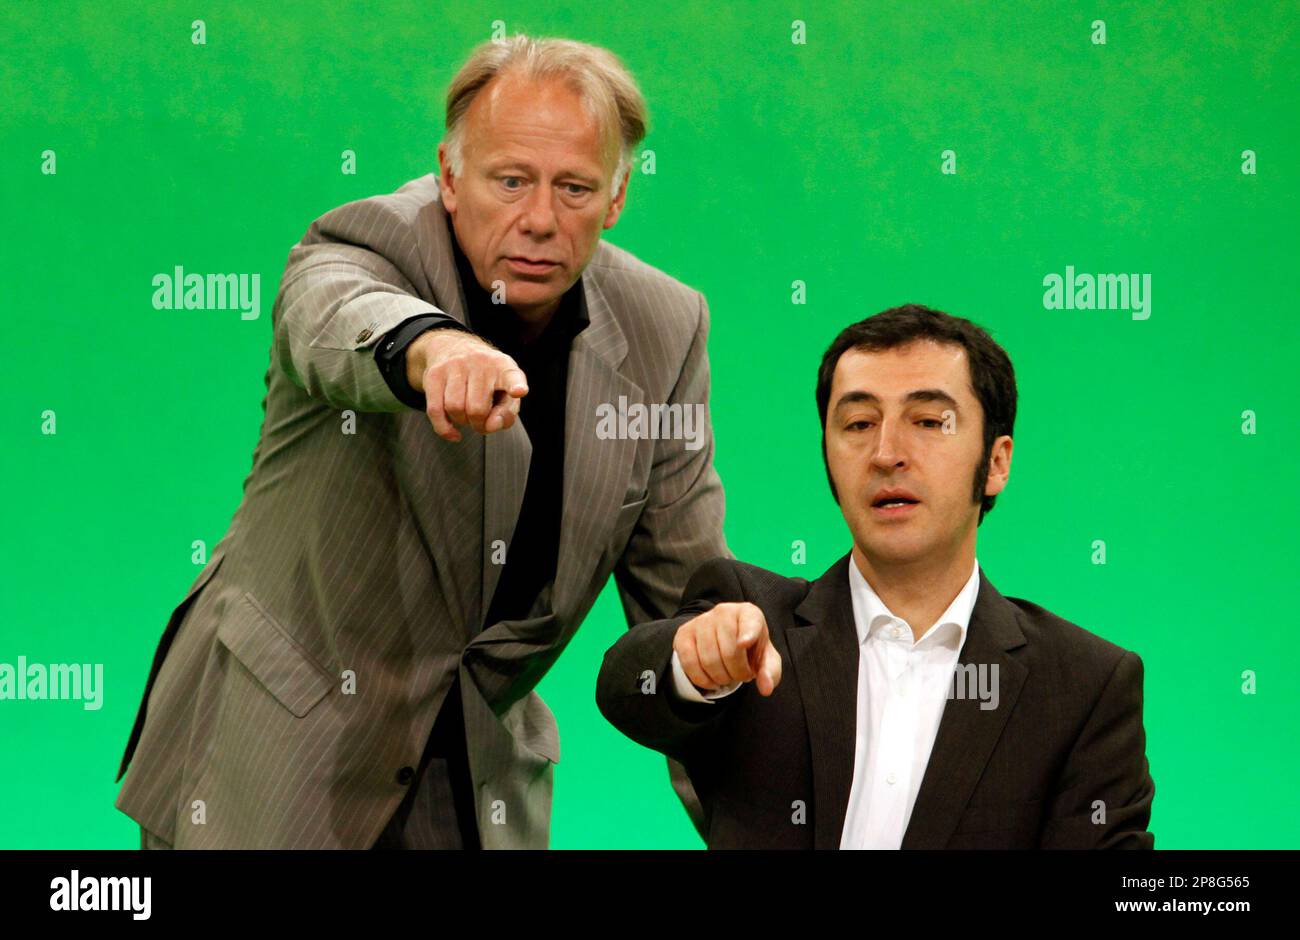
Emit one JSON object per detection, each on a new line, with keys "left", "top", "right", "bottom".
{"left": 1000, "top": 591, "right": 1144, "bottom": 689}
{"left": 587, "top": 238, "right": 708, "bottom": 345}
{"left": 684, "top": 557, "right": 812, "bottom": 611}
{"left": 298, "top": 174, "right": 439, "bottom": 253}
{"left": 356, "top": 172, "right": 442, "bottom": 222}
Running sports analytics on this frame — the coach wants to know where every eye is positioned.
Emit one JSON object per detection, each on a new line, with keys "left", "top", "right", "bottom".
{"left": 500, "top": 176, "right": 524, "bottom": 190}
{"left": 563, "top": 183, "right": 591, "bottom": 195}
{"left": 918, "top": 419, "right": 944, "bottom": 428}
{"left": 846, "top": 420, "right": 873, "bottom": 431}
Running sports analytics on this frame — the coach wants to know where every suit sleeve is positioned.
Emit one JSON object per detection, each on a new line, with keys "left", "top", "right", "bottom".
{"left": 1039, "top": 650, "right": 1156, "bottom": 849}
{"left": 272, "top": 197, "right": 455, "bottom": 412}
{"left": 373, "top": 314, "right": 474, "bottom": 410}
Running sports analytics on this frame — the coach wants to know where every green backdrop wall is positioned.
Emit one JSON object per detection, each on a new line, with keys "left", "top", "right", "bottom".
{"left": 2, "top": 0, "right": 1296, "bottom": 848}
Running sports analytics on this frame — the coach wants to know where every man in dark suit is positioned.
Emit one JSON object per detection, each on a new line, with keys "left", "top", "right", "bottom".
{"left": 597, "top": 304, "right": 1156, "bottom": 848}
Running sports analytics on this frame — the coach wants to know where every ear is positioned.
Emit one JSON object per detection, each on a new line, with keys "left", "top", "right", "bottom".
{"left": 602, "top": 167, "right": 630, "bottom": 230}
{"left": 436, "top": 141, "right": 458, "bottom": 214}
{"left": 983, "top": 435, "right": 1014, "bottom": 498}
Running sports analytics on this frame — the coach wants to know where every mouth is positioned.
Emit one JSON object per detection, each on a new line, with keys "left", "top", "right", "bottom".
{"left": 506, "top": 256, "right": 560, "bottom": 275}
{"left": 870, "top": 490, "right": 921, "bottom": 518}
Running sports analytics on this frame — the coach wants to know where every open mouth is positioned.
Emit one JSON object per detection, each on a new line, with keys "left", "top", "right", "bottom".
{"left": 872, "top": 497, "right": 919, "bottom": 509}
{"left": 871, "top": 491, "right": 921, "bottom": 516}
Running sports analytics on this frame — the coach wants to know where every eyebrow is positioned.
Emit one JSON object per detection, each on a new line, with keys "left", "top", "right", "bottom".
{"left": 485, "top": 159, "right": 602, "bottom": 187}
{"left": 833, "top": 389, "right": 961, "bottom": 412}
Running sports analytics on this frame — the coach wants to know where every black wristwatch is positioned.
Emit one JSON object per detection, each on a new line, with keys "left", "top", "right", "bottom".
{"left": 373, "top": 313, "right": 475, "bottom": 410}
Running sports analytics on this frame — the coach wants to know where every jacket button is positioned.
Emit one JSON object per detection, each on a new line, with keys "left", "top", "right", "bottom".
{"left": 396, "top": 766, "right": 415, "bottom": 785}
{"left": 355, "top": 327, "right": 374, "bottom": 344}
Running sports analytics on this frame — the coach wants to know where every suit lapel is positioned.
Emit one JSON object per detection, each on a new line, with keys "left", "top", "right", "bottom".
{"left": 420, "top": 176, "right": 471, "bottom": 329}
{"left": 420, "top": 175, "right": 639, "bottom": 626}
{"left": 416, "top": 180, "right": 524, "bottom": 628}
{"left": 406, "top": 179, "right": 501, "bottom": 632}
{"left": 551, "top": 269, "right": 640, "bottom": 613}
{"left": 787, "top": 554, "right": 860, "bottom": 849}
{"left": 481, "top": 425, "right": 532, "bottom": 622}
{"left": 789, "top": 556, "right": 1030, "bottom": 850}
{"left": 458, "top": 264, "right": 639, "bottom": 704}
{"left": 900, "top": 569, "right": 1028, "bottom": 848}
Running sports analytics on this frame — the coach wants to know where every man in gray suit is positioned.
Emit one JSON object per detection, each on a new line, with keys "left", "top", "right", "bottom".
{"left": 115, "top": 35, "right": 728, "bottom": 848}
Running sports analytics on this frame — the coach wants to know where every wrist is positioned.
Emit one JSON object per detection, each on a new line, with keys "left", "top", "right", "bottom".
{"left": 404, "top": 331, "right": 439, "bottom": 393}
{"left": 404, "top": 325, "right": 490, "bottom": 393}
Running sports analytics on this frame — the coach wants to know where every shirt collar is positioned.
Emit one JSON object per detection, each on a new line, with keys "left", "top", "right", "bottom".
{"left": 447, "top": 215, "right": 589, "bottom": 353}
{"left": 847, "top": 555, "right": 981, "bottom": 651}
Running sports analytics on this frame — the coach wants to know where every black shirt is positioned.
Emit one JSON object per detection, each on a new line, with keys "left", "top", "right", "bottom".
{"left": 374, "top": 217, "right": 589, "bottom": 627}
{"left": 369, "top": 220, "right": 588, "bottom": 849}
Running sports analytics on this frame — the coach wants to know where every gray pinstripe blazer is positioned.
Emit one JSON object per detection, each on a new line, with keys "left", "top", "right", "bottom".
{"left": 114, "top": 173, "right": 729, "bottom": 848}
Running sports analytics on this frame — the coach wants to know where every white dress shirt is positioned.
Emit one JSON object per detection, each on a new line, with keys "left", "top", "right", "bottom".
{"left": 839, "top": 555, "right": 980, "bottom": 848}
{"left": 669, "top": 556, "right": 981, "bottom": 849}
{"left": 669, "top": 648, "right": 741, "bottom": 702}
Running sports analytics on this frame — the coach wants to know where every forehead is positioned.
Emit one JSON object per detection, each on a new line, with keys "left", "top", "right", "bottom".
{"left": 463, "top": 72, "right": 615, "bottom": 171}
{"left": 831, "top": 339, "right": 974, "bottom": 402}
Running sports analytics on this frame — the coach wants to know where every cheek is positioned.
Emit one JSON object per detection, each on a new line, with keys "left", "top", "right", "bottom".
{"left": 483, "top": 217, "right": 516, "bottom": 260}
{"left": 467, "top": 193, "right": 503, "bottom": 225}
{"left": 826, "top": 443, "right": 863, "bottom": 490}
{"left": 568, "top": 210, "right": 604, "bottom": 243}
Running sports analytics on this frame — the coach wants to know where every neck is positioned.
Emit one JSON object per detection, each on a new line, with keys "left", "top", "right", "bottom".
{"left": 507, "top": 298, "right": 561, "bottom": 343}
{"left": 850, "top": 539, "right": 975, "bottom": 640}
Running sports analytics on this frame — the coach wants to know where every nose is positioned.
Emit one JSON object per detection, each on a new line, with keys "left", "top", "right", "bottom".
{"left": 869, "top": 417, "right": 908, "bottom": 472}
{"left": 518, "top": 184, "right": 558, "bottom": 238}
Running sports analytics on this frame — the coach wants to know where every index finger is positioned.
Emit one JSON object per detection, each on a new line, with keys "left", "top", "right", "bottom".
{"left": 736, "top": 603, "right": 768, "bottom": 647}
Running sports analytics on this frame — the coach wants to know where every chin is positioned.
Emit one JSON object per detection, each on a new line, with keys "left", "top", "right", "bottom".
{"left": 517, "top": 298, "right": 563, "bottom": 322}
{"left": 505, "top": 281, "right": 557, "bottom": 304}
{"left": 858, "top": 533, "right": 929, "bottom": 564}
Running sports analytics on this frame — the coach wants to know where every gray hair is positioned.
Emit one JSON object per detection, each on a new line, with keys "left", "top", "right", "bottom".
{"left": 443, "top": 34, "right": 648, "bottom": 191}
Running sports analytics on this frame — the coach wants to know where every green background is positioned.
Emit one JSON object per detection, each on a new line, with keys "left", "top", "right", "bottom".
{"left": 2, "top": 1, "right": 1296, "bottom": 848}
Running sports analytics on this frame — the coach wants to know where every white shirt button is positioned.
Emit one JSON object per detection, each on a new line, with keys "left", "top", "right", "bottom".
{"left": 886, "top": 772, "right": 897, "bottom": 785}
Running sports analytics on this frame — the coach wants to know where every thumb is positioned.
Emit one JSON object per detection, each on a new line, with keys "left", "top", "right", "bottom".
{"left": 498, "top": 367, "right": 529, "bottom": 398}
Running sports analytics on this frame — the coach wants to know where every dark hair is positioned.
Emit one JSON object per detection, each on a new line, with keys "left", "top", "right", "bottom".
{"left": 815, "top": 303, "right": 1017, "bottom": 525}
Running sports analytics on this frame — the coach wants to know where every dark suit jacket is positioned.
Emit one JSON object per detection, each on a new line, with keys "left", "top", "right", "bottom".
{"left": 596, "top": 554, "right": 1156, "bottom": 848}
